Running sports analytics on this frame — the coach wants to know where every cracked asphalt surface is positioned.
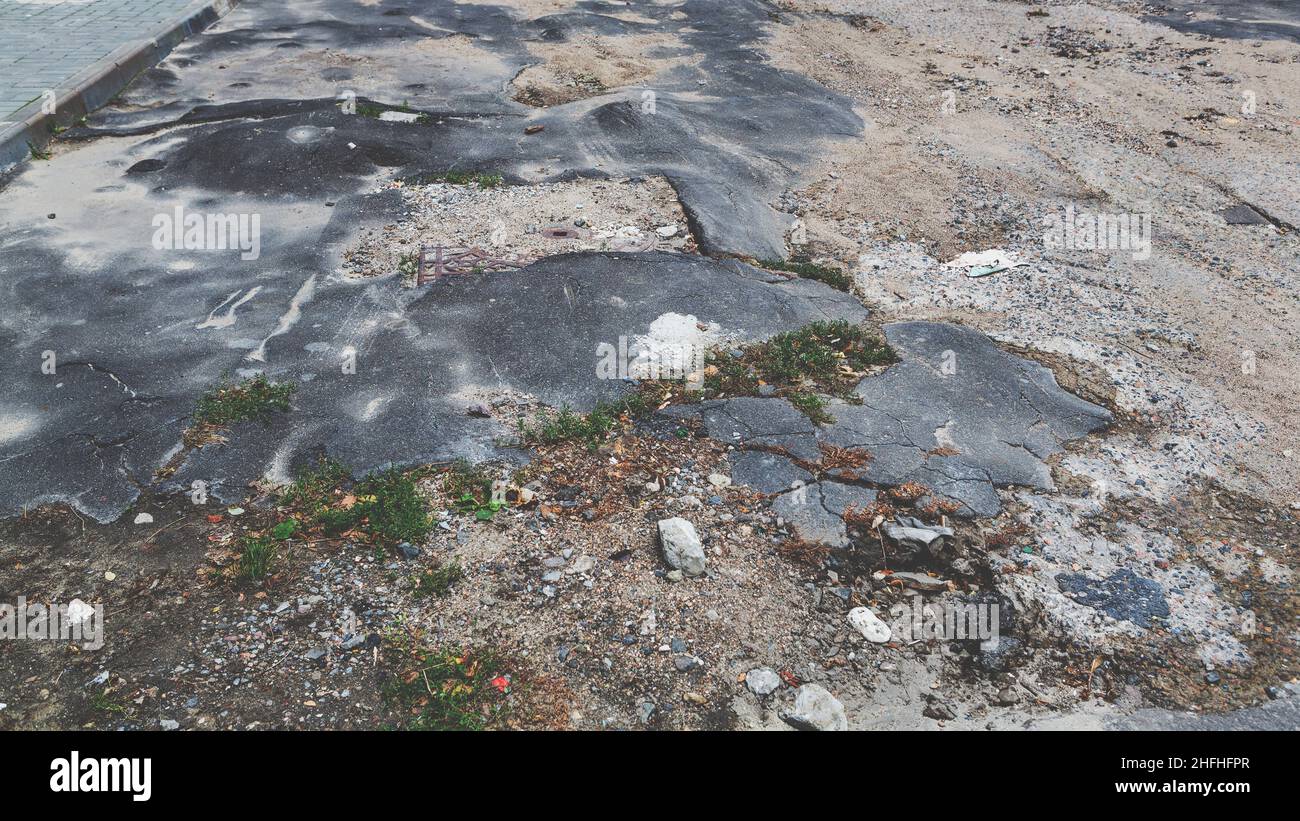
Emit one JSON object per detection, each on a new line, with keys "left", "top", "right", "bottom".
{"left": 1, "top": 0, "right": 1296, "bottom": 734}
{"left": 0, "top": 0, "right": 869, "bottom": 519}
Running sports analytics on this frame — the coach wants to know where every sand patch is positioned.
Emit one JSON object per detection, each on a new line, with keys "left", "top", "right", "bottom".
{"left": 511, "top": 34, "right": 698, "bottom": 107}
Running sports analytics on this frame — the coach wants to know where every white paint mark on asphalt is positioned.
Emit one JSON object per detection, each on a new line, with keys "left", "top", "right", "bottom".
{"left": 361, "top": 395, "right": 389, "bottom": 420}
{"left": 196, "top": 286, "right": 261, "bottom": 330}
{"left": 246, "top": 275, "right": 316, "bottom": 362}
{"left": 0, "top": 412, "right": 39, "bottom": 446}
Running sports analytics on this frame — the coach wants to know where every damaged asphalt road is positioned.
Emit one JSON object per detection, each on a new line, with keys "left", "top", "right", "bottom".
{"left": 0, "top": 0, "right": 1102, "bottom": 522}
{"left": 0, "top": 0, "right": 867, "bottom": 519}
{"left": 1, "top": 0, "right": 1296, "bottom": 734}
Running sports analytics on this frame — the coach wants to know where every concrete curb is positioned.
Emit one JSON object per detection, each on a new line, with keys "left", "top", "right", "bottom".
{"left": 0, "top": 0, "right": 240, "bottom": 173}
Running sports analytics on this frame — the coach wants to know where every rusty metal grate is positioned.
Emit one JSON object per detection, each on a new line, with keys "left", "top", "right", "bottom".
{"left": 416, "top": 246, "right": 530, "bottom": 286}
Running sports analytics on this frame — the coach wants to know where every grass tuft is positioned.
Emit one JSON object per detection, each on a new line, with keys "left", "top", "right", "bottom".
{"left": 316, "top": 467, "right": 432, "bottom": 548}
{"left": 414, "top": 561, "right": 464, "bottom": 599}
{"left": 383, "top": 645, "right": 512, "bottom": 730}
{"left": 517, "top": 391, "right": 659, "bottom": 450}
{"left": 405, "top": 170, "right": 504, "bottom": 188}
{"left": 758, "top": 258, "right": 855, "bottom": 292}
{"left": 239, "top": 536, "right": 276, "bottom": 581}
{"left": 664, "top": 321, "right": 897, "bottom": 422}
{"left": 195, "top": 374, "right": 295, "bottom": 427}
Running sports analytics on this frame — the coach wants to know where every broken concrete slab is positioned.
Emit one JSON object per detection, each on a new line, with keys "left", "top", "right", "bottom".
{"left": 1218, "top": 204, "right": 1272, "bottom": 226}
{"left": 0, "top": 250, "right": 863, "bottom": 520}
{"left": 728, "top": 450, "right": 813, "bottom": 495}
{"left": 823, "top": 321, "right": 1113, "bottom": 516}
{"left": 771, "top": 480, "right": 876, "bottom": 548}
{"left": 692, "top": 397, "right": 824, "bottom": 464}
{"left": 1056, "top": 568, "right": 1171, "bottom": 630}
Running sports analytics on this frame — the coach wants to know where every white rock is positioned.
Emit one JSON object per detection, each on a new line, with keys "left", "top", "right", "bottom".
{"left": 787, "top": 684, "right": 847, "bottom": 731}
{"left": 655, "top": 225, "right": 678, "bottom": 237}
{"left": 848, "top": 607, "right": 892, "bottom": 643}
{"left": 159, "top": 719, "right": 179, "bottom": 731}
{"left": 133, "top": 512, "right": 153, "bottom": 525}
{"left": 66, "top": 599, "right": 95, "bottom": 625}
{"left": 707, "top": 473, "right": 732, "bottom": 488}
{"left": 745, "top": 667, "right": 782, "bottom": 696}
{"left": 658, "top": 517, "right": 706, "bottom": 576}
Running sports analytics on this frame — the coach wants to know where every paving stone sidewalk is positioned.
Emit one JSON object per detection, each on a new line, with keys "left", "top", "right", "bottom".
{"left": 0, "top": 0, "right": 199, "bottom": 119}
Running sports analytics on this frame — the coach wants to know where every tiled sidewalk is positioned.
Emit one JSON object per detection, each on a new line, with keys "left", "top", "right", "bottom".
{"left": 0, "top": 0, "right": 199, "bottom": 118}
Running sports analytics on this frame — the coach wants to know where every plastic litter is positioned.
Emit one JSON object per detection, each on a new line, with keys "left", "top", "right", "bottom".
{"left": 943, "top": 248, "right": 1027, "bottom": 278}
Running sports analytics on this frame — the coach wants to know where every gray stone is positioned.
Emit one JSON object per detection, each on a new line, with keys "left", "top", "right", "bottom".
{"left": 658, "top": 517, "right": 706, "bottom": 576}
{"left": 883, "top": 515, "right": 954, "bottom": 555}
{"left": 783, "top": 684, "right": 848, "bottom": 731}
{"left": 695, "top": 397, "right": 823, "bottom": 463}
{"left": 745, "top": 667, "right": 782, "bottom": 696}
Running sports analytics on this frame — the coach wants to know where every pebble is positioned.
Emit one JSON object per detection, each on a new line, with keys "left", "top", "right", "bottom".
{"left": 133, "top": 512, "right": 154, "bottom": 525}
{"left": 847, "top": 607, "right": 891, "bottom": 643}
{"left": 658, "top": 517, "right": 706, "bottom": 576}
{"left": 745, "top": 667, "right": 782, "bottom": 696}
{"left": 784, "top": 684, "right": 847, "bottom": 731}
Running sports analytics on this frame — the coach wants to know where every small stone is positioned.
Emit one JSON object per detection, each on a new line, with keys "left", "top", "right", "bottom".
{"left": 923, "top": 697, "right": 956, "bottom": 721}
{"left": 227, "top": 507, "right": 245, "bottom": 516}
{"left": 665, "top": 569, "right": 683, "bottom": 582}
{"left": 847, "top": 607, "right": 891, "bottom": 643}
{"left": 784, "top": 684, "right": 847, "bottom": 731}
{"left": 656, "top": 225, "right": 678, "bottom": 238}
{"left": 1205, "top": 671, "right": 1221, "bottom": 685}
{"left": 994, "top": 687, "right": 1021, "bottom": 705}
{"left": 133, "top": 512, "right": 154, "bottom": 525}
{"left": 673, "top": 655, "right": 699, "bottom": 672}
{"left": 159, "top": 719, "right": 179, "bottom": 731}
{"left": 745, "top": 667, "right": 782, "bottom": 696}
{"left": 707, "top": 473, "right": 731, "bottom": 488}
{"left": 658, "top": 517, "right": 706, "bottom": 576}
{"left": 103, "top": 571, "right": 116, "bottom": 582}
{"left": 398, "top": 542, "right": 421, "bottom": 559}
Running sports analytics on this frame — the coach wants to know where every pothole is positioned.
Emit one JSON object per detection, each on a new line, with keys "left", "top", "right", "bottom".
{"left": 343, "top": 175, "right": 696, "bottom": 282}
